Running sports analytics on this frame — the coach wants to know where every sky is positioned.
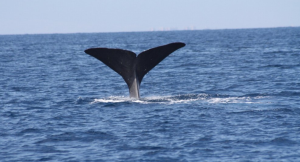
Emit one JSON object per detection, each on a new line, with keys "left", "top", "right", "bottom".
{"left": 0, "top": 0, "right": 300, "bottom": 35}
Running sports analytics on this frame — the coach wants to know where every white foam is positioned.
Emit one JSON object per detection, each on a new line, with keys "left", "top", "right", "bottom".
{"left": 207, "top": 96, "right": 269, "bottom": 104}
{"left": 90, "top": 94, "right": 269, "bottom": 105}
{"left": 91, "top": 96, "right": 131, "bottom": 104}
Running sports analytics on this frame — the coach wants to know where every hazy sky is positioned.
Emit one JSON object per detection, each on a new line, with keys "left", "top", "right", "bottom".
{"left": 1, "top": 0, "right": 299, "bottom": 34}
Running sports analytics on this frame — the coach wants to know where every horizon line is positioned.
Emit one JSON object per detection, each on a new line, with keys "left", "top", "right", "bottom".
{"left": 0, "top": 26, "right": 299, "bottom": 36}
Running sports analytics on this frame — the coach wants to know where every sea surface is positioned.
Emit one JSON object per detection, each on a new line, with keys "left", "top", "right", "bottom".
{"left": 1, "top": 27, "right": 300, "bottom": 161}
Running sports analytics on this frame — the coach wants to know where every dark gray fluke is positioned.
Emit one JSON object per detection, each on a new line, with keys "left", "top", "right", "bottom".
{"left": 84, "top": 42, "right": 185, "bottom": 99}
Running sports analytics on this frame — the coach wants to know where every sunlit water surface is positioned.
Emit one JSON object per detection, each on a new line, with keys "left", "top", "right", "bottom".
{"left": 1, "top": 27, "right": 300, "bottom": 161}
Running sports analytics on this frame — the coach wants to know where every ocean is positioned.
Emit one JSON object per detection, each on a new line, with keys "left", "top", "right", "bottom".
{"left": 1, "top": 27, "right": 300, "bottom": 161}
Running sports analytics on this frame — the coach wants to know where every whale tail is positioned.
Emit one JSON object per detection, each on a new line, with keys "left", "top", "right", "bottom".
{"left": 84, "top": 42, "right": 185, "bottom": 98}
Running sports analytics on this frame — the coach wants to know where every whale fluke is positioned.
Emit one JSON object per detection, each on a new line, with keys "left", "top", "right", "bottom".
{"left": 84, "top": 42, "right": 185, "bottom": 99}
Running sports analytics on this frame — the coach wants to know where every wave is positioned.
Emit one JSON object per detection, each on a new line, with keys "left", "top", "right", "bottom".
{"left": 87, "top": 93, "right": 270, "bottom": 105}
{"left": 260, "top": 63, "right": 300, "bottom": 69}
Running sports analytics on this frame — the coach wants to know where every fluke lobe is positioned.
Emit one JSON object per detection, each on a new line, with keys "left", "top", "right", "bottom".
{"left": 84, "top": 42, "right": 185, "bottom": 99}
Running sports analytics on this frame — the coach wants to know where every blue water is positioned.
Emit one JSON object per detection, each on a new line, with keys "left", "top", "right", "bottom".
{"left": 1, "top": 27, "right": 300, "bottom": 161}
